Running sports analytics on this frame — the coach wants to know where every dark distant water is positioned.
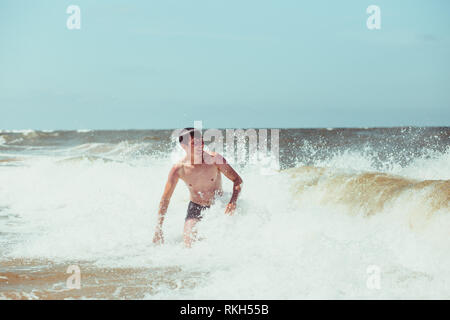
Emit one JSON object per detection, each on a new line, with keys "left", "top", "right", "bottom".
{"left": 1, "top": 127, "right": 448, "bottom": 170}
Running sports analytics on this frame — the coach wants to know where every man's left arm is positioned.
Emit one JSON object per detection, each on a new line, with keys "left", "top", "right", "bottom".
{"left": 215, "top": 154, "right": 243, "bottom": 215}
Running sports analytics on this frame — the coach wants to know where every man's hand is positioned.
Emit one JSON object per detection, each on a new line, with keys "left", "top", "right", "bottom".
{"left": 153, "top": 228, "right": 164, "bottom": 245}
{"left": 215, "top": 154, "right": 243, "bottom": 212}
{"left": 225, "top": 202, "right": 236, "bottom": 216}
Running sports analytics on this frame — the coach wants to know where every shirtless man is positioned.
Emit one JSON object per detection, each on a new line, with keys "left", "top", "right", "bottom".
{"left": 152, "top": 128, "right": 243, "bottom": 247}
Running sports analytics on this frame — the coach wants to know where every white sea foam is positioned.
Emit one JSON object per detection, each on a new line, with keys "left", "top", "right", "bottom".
{"left": 0, "top": 144, "right": 448, "bottom": 299}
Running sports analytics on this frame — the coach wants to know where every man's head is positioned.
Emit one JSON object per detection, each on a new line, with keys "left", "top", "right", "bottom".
{"left": 179, "top": 127, "right": 204, "bottom": 157}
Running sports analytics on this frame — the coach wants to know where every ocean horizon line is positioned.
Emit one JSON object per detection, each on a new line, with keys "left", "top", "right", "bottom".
{"left": 1, "top": 125, "right": 449, "bottom": 132}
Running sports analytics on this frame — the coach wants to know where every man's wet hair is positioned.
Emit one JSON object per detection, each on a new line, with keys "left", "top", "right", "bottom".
{"left": 179, "top": 128, "right": 202, "bottom": 145}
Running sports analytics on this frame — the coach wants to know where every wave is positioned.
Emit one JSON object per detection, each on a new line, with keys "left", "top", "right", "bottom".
{"left": 0, "top": 129, "right": 36, "bottom": 134}
{"left": 0, "top": 157, "right": 24, "bottom": 165}
{"left": 0, "top": 130, "right": 60, "bottom": 146}
{"left": 56, "top": 155, "right": 117, "bottom": 164}
{"left": 287, "top": 166, "right": 449, "bottom": 228}
{"left": 65, "top": 141, "right": 153, "bottom": 158}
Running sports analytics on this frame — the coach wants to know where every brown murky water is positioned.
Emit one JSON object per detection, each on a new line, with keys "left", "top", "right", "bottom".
{"left": 0, "top": 259, "right": 205, "bottom": 299}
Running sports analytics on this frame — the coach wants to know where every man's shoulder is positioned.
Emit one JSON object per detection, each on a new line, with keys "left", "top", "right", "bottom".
{"left": 204, "top": 151, "right": 227, "bottom": 165}
{"left": 170, "top": 162, "right": 185, "bottom": 176}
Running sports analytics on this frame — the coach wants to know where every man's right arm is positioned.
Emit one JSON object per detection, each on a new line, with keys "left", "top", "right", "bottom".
{"left": 153, "top": 164, "right": 180, "bottom": 244}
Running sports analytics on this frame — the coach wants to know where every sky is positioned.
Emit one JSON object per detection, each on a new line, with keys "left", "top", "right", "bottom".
{"left": 0, "top": 0, "right": 449, "bottom": 129}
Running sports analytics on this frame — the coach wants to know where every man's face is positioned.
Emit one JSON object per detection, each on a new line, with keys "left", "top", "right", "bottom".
{"left": 181, "top": 136, "right": 203, "bottom": 158}
{"left": 189, "top": 136, "right": 204, "bottom": 156}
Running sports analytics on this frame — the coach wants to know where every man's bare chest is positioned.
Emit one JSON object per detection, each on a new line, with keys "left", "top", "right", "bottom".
{"left": 181, "top": 164, "right": 220, "bottom": 186}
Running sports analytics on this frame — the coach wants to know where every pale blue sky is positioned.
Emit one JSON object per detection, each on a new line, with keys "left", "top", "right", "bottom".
{"left": 0, "top": 0, "right": 449, "bottom": 129}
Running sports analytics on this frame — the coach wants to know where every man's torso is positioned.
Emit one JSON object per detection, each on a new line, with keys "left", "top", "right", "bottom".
{"left": 178, "top": 152, "right": 223, "bottom": 206}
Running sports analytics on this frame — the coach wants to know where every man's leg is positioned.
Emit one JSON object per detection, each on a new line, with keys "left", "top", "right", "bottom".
{"left": 183, "top": 218, "right": 200, "bottom": 248}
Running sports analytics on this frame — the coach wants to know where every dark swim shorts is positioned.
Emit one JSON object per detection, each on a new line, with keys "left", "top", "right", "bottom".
{"left": 186, "top": 201, "right": 210, "bottom": 221}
